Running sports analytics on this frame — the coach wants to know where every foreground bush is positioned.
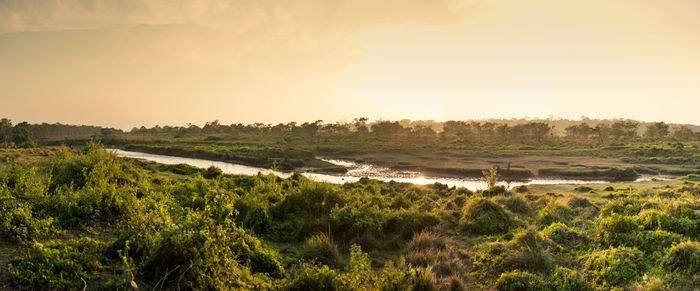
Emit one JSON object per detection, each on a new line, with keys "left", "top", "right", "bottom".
{"left": 581, "top": 246, "right": 645, "bottom": 288}
{"left": 8, "top": 237, "right": 106, "bottom": 289}
{"left": 460, "top": 198, "right": 513, "bottom": 235}
{"left": 136, "top": 212, "right": 283, "bottom": 289}
{"left": 302, "top": 233, "right": 342, "bottom": 268}
{"left": 495, "top": 270, "right": 547, "bottom": 291}
{"left": 662, "top": 241, "right": 700, "bottom": 275}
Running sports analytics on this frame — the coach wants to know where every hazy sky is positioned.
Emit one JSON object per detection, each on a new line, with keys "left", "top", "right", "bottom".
{"left": 1, "top": 0, "right": 699, "bottom": 129}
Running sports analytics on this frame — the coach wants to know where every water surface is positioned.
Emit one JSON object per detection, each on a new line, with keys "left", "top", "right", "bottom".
{"left": 113, "top": 149, "right": 665, "bottom": 191}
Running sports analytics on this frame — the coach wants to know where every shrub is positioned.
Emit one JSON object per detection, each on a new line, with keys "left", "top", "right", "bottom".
{"left": 567, "top": 196, "right": 593, "bottom": 208}
{"left": 550, "top": 267, "right": 591, "bottom": 291}
{"left": 597, "top": 214, "right": 639, "bottom": 247}
{"left": 283, "top": 263, "right": 350, "bottom": 291}
{"left": 495, "top": 270, "right": 547, "bottom": 291}
{"left": 8, "top": 237, "right": 106, "bottom": 289}
{"left": 460, "top": 198, "right": 513, "bottom": 235}
{"left": 574, "top": 186, "right": 593, "bottom": 192}
{"left": 404, "top": 231, "right": 468, "bottom": 280}
{"left": 662, "top": 241, "right": 700, "bottom": 275}
{"left": 506, "top": 229, "right": 554, "bottom": 274}
{"left": 601, "top": 198, "right": 642, "bottom": 217}
{"left": 542, "top": 222, "right": 588, "bottom": 247}
{"left": 581, "top": 247, "right": 644, "bottom": 287}
{"left": 376, "top": 260, "right": 438, "bottom": 291}
{"left": 0, "top": 197, "right": 57, "bottom": 243}
{"left": 203, "top": 166, "right": 223, "bottom": 179}
{"left": 331, "top": 206, "right": 380, "bottom": 241}
{"left": 501, "top": 195, "right": 532, "bottom": 215}
{"left": 636, "top": 209, "right": 675, "bottom": 231}
{"left": 381, "top": 210, "right": 440, "bottom": 240}
{"left": 536, "top": 203, "right": 573, "bottom": 226}
{"left": 139, "top": 212, "right": 283, "bottom": 289}
{"left": 302, "top": 233, "right": 341, "bottom": 268}
{"left": 635, "top": 230, "right": 683, "bottom": 254}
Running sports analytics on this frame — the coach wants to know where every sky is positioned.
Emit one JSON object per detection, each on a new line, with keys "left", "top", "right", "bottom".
{"left": 1, "top": 0, "right": 699, "bottom": 129}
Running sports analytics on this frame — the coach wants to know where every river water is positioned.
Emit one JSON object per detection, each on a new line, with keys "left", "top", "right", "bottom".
{"left": 112, "top": 149, "right": 664, "bottom": 191}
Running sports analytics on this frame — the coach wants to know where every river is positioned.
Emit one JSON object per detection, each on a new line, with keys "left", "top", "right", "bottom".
{"left": 112, "top": 149, "right": 665, "bottom": 191}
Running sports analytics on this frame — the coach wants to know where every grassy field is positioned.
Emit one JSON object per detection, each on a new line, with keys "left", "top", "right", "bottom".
{"left": 0, "top": 145, "right": 698, "bottom": 290}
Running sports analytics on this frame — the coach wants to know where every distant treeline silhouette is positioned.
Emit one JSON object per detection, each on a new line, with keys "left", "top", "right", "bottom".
{"left": 0, "top": 118, "right": 123, "bottom": 147}
{"left": 1, "top": 117, "right": 698, "bottom": 148}
{"left": 128, "top": 118, "right": 699, "bottom": 145}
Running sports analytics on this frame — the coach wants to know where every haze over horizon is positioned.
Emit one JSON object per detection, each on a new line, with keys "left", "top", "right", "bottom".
{"left": 2, "top": 0, "right": 700, "bottom": 129}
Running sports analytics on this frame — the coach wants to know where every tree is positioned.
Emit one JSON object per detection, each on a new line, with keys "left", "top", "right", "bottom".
{"left": 610, "top": 121, "right": 638, "bottom": 140}
{"left": 565, "top": 123, "right": 592, "bottom": 140}
{"left": 0, "top": 118, "right": 11, "bottom": 147}
{"left": 370, "top": 121, "right": 404, "bottom": 136}
{"left": 353, "top": 117, "right": 369, "bottom": 134}
{"left": 644, "top": 122, "right": 670, "bottom": 139}
{"left": 673, "top": 126, "right": 696, "bottom": 141}
{"left": 10, "top": 122, "right": 35, "bottom": 147}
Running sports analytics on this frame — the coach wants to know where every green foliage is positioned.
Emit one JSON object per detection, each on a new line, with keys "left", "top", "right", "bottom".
{"left": 1, "top": 144, "right": 700, "bottom": 289}
{"left": 597, "top": 214, "right": 639, "bottom": 247}
{"left": 581, "top": 246, "right": 645, "bottom": 287}
{"left": 137, "top": 211, "right": 283, "bottom": 289}
{"left": 550, "top": 267, "right": 591, "bottom": 291}
{"left": 302, "top": 233, "right": 342, "bottom": 268}
{"left": 203, "top": 165, "right": 223, "bottom": 179}
{"left": 283, "top": 263, "right": 349, "bottom": 291}
{"left": 460, "top": 198, "right": 513, "bottom": 235}
{"left": 381, "top": 210, "right": 440, "bottom": 240}
{"left": 542, "top": 222, "right": 588, "bottom": 247}
{"left": 536, "top": 203, "right": 574, "bottom": 226}
{"left": 331, "top": 206, "right": 380, "bottom": 241}
{"left": 495, "top": 270, "right": 547, "bottom": 291}
{"left": 9, "top": 237, "right": 106, "bottom": 289}
{"left": 662, "top": 241, "right": 700, "bottom": 275}
{"left": 483, "top": 167, "right": 501, "bottom": 190}
{"left": 0, "top": 199, "right": 56, "bottom": 243}
{"left": 501, "top": 195, "right": 533, "bottom": 215}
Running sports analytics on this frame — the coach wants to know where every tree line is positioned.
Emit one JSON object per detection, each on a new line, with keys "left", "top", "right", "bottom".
{"left": 0, "top": 118, "right": 123, "bottom": 148}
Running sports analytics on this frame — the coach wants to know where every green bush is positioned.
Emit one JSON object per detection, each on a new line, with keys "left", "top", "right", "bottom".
{"left": 501, "top": 195, "right": 532, "bottom": 215}
{"left": 302, "top": 233, "right": 342, "bottom": 268}
{"left": 662, "top": 241, "right": 700, "bottom": 275}
{"left": 0, "top": 197, "right": 57, "bottom": 243}
{"left": 139, "top": 212, "right": 283, "bottom": 289}
{"left": 376, "top": 260, "right": 438, "bottom": 291}
{"left": 636, "top": 209, "right": 675, "bottom": 231}
{"left": 542, "top": 222, "right": 588, "bottom": 247}
{"left": 536, "top": 203, "right": 574, "bottom": 226}
{"left": 581, "top": 246, "right": 645, "bottom": 288}
{"left": 203, "top": 165, "right": 223, "bottom": 179}
{"left": 505, "top": 229, "right": 554, "bottom": 274}
{"left": 635, "top": 230, "right": 683, "bottom": 253}
{"left": 574, "top": 186, "right": 593, "bottom": 192}
{"left": 567, "top": 196, "right": 593, "bottom": 208}
{"left": 495, "top": 270, "right": 547, "bottom": 291}
{"left": 597, "top": 214, "right": 639, "bottom": 247}
{"left": 404, "top": 231, "right": 468, "bottom": 280}
{"left": 331, "top": 206, "right": 380, "bottom": 241}
{"left": 460, "top": 198, "right": 513, "bottom": 235}
{"left": 283, "top": 263, "right": 349, "bottom": 291}
{"left": 381, "top": 210, "right": 440, "bottom": 240}
{"left": 550, "top": 267, "right": 591, "bottom": 291}
{"left": 8, "top": 237, "right": 106, "bottom": 289}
